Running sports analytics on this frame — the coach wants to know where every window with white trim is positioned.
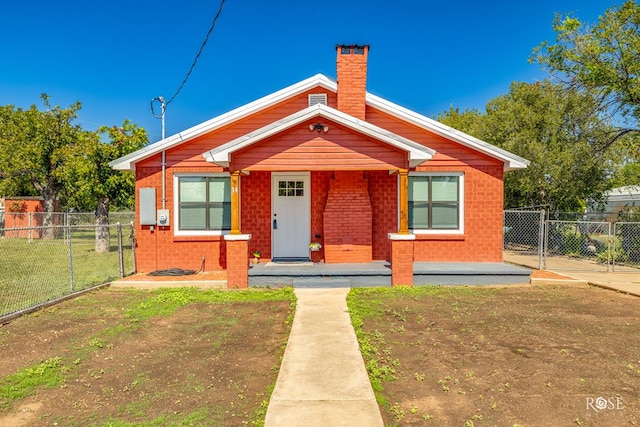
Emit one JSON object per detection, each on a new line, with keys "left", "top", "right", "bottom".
{"left": 175, "top": 174, "right": 231, "bottom": 234}
{"left": 409, "top": 173, "right": 463, "bottom": 232}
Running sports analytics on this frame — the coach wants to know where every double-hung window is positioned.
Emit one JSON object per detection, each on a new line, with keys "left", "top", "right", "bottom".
{"left": 408, "top": 173, "right": 463, "bottom": 233}
{"left": 175, "top": 174, "right": 231, "bottom": 235}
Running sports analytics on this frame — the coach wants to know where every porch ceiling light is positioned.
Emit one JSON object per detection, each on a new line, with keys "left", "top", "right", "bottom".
{"left": 309, "top": 123, "right": 329, "bottom": 133}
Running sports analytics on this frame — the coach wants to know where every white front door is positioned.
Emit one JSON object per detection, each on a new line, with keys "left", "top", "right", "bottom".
{"left": 272, "top": 173, "right": 310, "bottom": 259}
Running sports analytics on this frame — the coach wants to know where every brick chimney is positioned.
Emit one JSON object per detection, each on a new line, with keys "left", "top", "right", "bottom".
{"left": 323, "top": 171, "right": 373, "bottom": 263}
{"left": 336, "top": 44, "right": 369, "bottom": 120}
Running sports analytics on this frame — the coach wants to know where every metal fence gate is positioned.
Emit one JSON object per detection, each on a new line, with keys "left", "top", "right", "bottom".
{"left": 544, "top": 220, "right": 610, "bottom": 272}
{"left": 503, "top": 210, "right": 640, "bottom": 273}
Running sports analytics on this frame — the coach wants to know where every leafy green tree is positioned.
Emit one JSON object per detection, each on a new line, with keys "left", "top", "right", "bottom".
{"left": 0, "top": 95, "right": 84, "bottom": 237}
{"left": 531, "top": 0, "right": 640, "bottom": 147}
{"left": 64, "top": 120, "right": 147, "bottom": 252}
{"left": 439, "top": 81, "right": 614, "bottom": 212}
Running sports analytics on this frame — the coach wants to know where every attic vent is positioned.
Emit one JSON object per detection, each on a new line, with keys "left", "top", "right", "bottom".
{"left": 308, "top": 93, "right": 327, "bottom": 107}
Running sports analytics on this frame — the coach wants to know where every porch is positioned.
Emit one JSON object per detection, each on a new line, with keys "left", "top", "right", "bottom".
{"left": 248, "top": 261, "right": 531, "bottom": 288}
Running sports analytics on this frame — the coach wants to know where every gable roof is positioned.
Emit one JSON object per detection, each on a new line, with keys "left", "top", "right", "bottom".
{"left": 203, "top": 103, "right": 434, "bottom": 168}
{"left": 109, "top": 74, "right": 528, "bottom": 171}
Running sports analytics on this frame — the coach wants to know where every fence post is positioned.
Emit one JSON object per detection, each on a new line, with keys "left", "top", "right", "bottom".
{"left": 607, "top": 222, "right": 611, "bottom": 272}
{"left": 543, "top": 215, "right": 549, "bottom": 270}
{"left": 538, "top": 210, "right": 545, "bottom": 270}
{"left": 130, "top": 221, "right": 136, "bottom": 274}
{"left": 67, "top": 223, "right": 74, "bottom": 292}
{"left": 117, "top": 222, "right": 124, "bottom": 278}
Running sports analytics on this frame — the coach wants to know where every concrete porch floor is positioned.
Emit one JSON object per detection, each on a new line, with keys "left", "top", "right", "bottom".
{"left": 249, "top": 261, "right": 531, "bottom": 287}
{"left": 109, "top": 262, "right": 533, "bottom": 289}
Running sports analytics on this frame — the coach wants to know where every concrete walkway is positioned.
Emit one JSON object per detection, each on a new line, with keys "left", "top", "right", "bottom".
{"left": 556, "top": 270, "right": 640, "bottom": 297}
{"left": 264, "top": 288, "right": 384, "bottom": 427}
{"left": 505, "top": 252, "right": 640, "bottom": 297}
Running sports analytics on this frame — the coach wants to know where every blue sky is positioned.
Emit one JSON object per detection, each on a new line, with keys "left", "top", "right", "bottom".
{"left": 0, "top": 0, "right": 619, "bottom": 142}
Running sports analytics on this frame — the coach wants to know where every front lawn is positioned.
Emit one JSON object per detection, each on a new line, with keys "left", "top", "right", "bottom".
{"left": 0, "top": 287, "right": 295, "bottom": 426}
{"left": 348, "top": 284, "right": 640, "bottom": 426}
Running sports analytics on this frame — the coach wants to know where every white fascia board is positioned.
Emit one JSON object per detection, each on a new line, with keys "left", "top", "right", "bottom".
{"left": 365, "top": 93, "right": 530, "bottom": 171}
{"left": 109, "top": 74, "right": 337, "bottom": 171}
{"left": 203, "top": 103, "right": 434, "bottom": 167}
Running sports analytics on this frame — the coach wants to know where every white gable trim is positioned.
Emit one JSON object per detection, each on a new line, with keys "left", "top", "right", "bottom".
{"left": 109, "top": 72, "right": 528, "bottom": 172}
{"left": 203, "top": 103, "right": 435, "bottom": 168}
{"left": 365, "top": 93, "right": 529, "bottom": 171}
{"left": 109, "top": 74, "right": 338, "bottom": 171}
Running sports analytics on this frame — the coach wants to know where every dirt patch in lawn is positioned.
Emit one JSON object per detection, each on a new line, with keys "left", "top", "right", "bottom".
{"left": 349, "top": 283, "right": 640, "bottom": 426}
{"left": 0, "top": 287, "right": 294, "bottom": 426}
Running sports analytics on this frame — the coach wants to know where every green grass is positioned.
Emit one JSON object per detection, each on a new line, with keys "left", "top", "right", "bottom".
{"left": 77, "top": 287, "right": 294, "bottom": 362}
{"left": 0, "top": 226, "right": 134, "bottom": 316}
{"left": 124, "top": 287, "right": 294, "bottom": 322}
{"left": 95, "top": 409, "right": 212, "bottom": 427}
{"left": 0, "top": 357, "right": 65, "bottom": 407}
{"left": 0, "top": 287, "right": 295, "bottom": 426}
{"left": 347, "top": 287, "right": 500, "bottom": 411}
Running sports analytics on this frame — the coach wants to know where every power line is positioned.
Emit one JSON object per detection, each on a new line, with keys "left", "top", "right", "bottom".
{"left": 166, "top": 0, "right": 227, "bottom": 107}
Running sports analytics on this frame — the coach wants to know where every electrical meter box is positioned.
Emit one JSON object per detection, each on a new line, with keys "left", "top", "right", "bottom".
{"left": 157, "top": 209, "right": 170, "bottom": 226}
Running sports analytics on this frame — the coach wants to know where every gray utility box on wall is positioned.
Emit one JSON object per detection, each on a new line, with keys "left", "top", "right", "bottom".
{"left": 140, "top": 188, "right": 157, "bottom": 225}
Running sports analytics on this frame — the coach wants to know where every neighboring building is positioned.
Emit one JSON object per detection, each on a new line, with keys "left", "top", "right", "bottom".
{"left": 3, "top": 197, "right": 45, "bottom": 238}
{"left": 0, "top": 197, "right": 4, "bottom": 229}
{"left": 110, "top": 45, "right": 528, "bottom": 287}
{"left": 596, "top": 185, "right": 640, "bottom": 222}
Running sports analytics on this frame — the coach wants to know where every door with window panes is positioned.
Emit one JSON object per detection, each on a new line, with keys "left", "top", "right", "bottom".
{"left": 271, "top": 173, "right": 310, "bottom": 259}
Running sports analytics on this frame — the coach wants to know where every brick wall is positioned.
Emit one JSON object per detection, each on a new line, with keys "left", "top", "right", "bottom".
{"left": 311, "top": 171, "right": 332, "bottom": 262}
{"left": 225, "top": 238, "right": 249, "bottom": 288}
{"left": 134, "top": 162, "right": 227, "bottom": 273}
{"left": 241, "top": 171, "right": 271, "bottom": 260}
{"left": 336, "top": 45, "right": 369, "bottom": 120}
{"left": 413, "top": 165, "right": 504, "bottom": 262}
{"left": 367, "top": 171, "right": 397, "bottom": 260}
{"left": 323, "top": 171, "right": 372, "bottom": 263}
{"left": 390, "top": 239, "right": 414, "bottom": 286}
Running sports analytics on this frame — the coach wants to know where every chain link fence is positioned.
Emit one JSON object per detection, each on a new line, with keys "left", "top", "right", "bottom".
{"left": 612, "top": 222, "right": 640, "bottom": 271}
{"left": 0, "top": 211, "right": 134, "bottom": 239}
{"left": 503, "top": 210, "right": 545, "bottom": 269}
{"left": 504, "top": 210, "right": 640, "bottom": 272}
{"left": 0, "top": 222, "right": 135, "bottom": 319}
{"left": 544, "top": 220, "right": 611, "bottom": 272}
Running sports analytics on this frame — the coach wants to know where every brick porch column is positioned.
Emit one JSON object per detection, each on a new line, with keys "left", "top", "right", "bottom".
{"left": 224, "top": 234, "right": 251, "bottom": 288}
{"left": 388, "top": 233, "right": 415, "bottom": 286}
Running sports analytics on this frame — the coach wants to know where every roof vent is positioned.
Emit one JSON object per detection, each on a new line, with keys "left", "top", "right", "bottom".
{"left": 308, "top": 93, "right": 327, "bottom": 107}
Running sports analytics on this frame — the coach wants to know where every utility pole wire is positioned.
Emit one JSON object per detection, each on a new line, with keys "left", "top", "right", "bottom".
{"left": 166, "top": 0, "right": 227, "bottom": 107}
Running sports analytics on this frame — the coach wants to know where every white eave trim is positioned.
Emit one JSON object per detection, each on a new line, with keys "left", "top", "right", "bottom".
{"left": 109, "top": 71, "right": 527, "bottom": 172}
{"left": 202, "top": 103, "right": 435, "bottom": 168}
{"left": 109, "top": 74, "right": 338, "bottom": 171}
{"left": 365, "top": 93, "right": 530, "bottom": 171}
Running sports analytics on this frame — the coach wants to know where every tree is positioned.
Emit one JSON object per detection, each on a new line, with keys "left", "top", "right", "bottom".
{"left": 609, "top": 132, "right": 640, "bottom": 187}
{"left": 0, "top": 95, "right": 84, "bottom": 238}
{"left": 438, "top": 81, "right": 615, "bottom": 212}
{"left": 531, "top": 0, "right": 640, "bottom": 147}
{"left": 64, "top": 120, "right": 147, "bottom": 252}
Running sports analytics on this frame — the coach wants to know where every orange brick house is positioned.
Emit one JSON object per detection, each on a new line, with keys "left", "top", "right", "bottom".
{"left": 110, "top": 45, "right": 528, "bottom": 287}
